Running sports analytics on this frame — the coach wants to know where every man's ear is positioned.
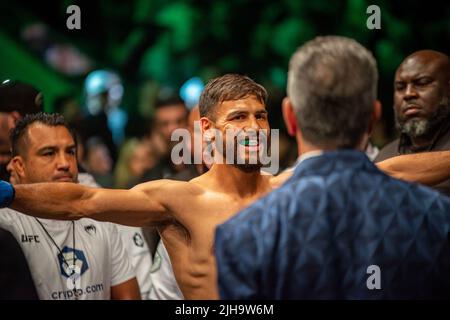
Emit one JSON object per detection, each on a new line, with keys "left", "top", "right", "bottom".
{"left": 282, "top": 97, "right": 297, "bottom": 137}
{"left": 200, "top": 117, "right": 215, "bottom": 142}
{"left": 9, "top": 156, "right": 26, "bottom": 183}
{"left": 367, "top": 100, "right": 382, "bottom": 136}
{"left": 200, "top": 117, "right": 211, "bottom": 133}
{"left": 199, "top": 117, "right": 216, "bottom": 166}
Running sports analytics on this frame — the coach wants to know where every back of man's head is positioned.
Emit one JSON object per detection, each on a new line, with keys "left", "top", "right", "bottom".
{"left": 287, "top": 36, "right": 378, "bottom": 149}
{"left": 0, "top": 81, "right": 44, "bottom": 179}
{"left": 0, "top": 80, "right": 43, "bottom": 116}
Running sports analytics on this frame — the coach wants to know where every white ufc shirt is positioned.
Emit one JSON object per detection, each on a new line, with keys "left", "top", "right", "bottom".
{"left": 78, "top": 173, "right": 153, "bottom": 299}
{"left": 117, "top": 226, "right": 153, "bottom": 299}
{"left": 149, "top": 240, "right": 184, "bottom": 300}
{"left": 0, "top": 208, "right": 135, "bottom": 300}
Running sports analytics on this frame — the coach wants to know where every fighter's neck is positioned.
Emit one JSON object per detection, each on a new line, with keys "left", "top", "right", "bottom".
{"left": 205, "top": 164, "right": 270, "bottom": 198}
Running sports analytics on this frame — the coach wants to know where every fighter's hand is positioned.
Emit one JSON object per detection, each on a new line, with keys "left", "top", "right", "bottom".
{"left": 0, "top": 180, "right": 15, "bottom": 208}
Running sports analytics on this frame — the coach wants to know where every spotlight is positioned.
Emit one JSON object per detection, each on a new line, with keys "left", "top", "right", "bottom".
{"left": 180, "top": 77, "right": 204, "bottom": 110}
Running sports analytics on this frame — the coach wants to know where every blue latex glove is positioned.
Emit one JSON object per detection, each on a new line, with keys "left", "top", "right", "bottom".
{"left": 0, "top": 180, "right": 15, "bottom": 207}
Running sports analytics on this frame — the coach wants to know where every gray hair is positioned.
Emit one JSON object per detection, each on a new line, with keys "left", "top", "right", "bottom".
{"left": 287, "top": 36, "right": 378, "bottom": 148}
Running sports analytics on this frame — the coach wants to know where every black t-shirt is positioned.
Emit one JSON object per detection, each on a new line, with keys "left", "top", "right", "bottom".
{"left": 0, "top": 227, "right": 38, "bottom": 300}
{"left": 376, "top": 121, "right": 450, "bottom": 196}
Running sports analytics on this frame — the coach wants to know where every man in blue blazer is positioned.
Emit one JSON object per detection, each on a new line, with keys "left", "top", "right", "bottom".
{"left": 214, "top": 36, "right": 450, "bottom": 299}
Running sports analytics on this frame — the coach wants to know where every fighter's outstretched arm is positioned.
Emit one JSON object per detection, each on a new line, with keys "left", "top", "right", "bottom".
{"left": 270, "top": 151, "right": 450, "bottom": 188}
{"left": 376, "top": 151, "right": 450, "bottom": 186}
{"left": 2, "top": 179, "right": 178, "bottom": 227}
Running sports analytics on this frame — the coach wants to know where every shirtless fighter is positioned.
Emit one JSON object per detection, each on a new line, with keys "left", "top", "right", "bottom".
{"left": 1, "top": 74, "right": 450, "bottom": 299}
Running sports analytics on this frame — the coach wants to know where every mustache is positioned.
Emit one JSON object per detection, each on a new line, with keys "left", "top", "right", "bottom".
{"left": 401, "top": 103, "right": 423, "bottom": 112}
{"left": 53, "top": 173, "right": 74, "bottom": 180}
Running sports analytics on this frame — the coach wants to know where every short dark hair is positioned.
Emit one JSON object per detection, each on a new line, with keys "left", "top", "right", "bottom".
{"left": 155, "top": 95, "right": 186, "bottom": 110}
{"left": 199, "top": 74, "right": 268, "bottom": 120}
{"left": 10, "top": 112, "right": 76, "bottom": 157}
{"left": 0, "top": 80, "right": 43, "bottom": 116}
{"left": 153, "top": 95, "right": 188, "bottom": 125}
{"left": 287, "top": 36, "right": 378, "bottom": 148}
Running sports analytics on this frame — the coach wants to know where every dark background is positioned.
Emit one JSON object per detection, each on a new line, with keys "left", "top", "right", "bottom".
{"left": 0, "top": 0, "right": 448, "bottom": 146}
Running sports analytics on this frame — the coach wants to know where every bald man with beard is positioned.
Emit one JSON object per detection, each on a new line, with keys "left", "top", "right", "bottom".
{"left": 376, "top": 50, "right": 450, "bottom": 195}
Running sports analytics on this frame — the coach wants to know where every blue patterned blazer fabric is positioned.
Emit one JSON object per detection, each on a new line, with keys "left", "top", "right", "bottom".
{"left": 215, "top": 150, "right": 450, "bottom": 299}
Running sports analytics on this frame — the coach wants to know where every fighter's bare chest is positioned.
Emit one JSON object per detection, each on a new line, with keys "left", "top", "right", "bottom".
{"left": 190, "top": 195, "right": 252, "bottom": 222}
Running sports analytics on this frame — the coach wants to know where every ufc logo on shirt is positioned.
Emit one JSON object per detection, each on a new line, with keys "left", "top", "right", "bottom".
{"left": 21, "top": 234, "right": 40, "bottom": 243}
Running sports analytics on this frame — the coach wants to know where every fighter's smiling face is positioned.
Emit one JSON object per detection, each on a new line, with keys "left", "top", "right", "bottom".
{"left": 205, "top": 96, "right": 270, "bottom": 170}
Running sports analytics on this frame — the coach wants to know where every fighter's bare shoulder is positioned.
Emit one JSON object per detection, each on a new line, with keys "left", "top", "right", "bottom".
{"left": 133, "top": 178, "right": 208, "bottom": 210}
{"left": 269, "top": 169, "right": 293, "bottom": 188}
{"left": 132, "top": 178, "right": 204, "bottom": 199}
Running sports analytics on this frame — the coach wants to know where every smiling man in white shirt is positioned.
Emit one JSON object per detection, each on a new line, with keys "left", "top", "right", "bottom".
{"left": 0, "top": 112, "right": 140, "bottom": 300}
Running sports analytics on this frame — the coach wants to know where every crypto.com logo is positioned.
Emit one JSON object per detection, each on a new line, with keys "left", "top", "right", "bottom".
{"left": 58, "top": 247, "right": 88, "bottom": 291}
{"left": 170, "top": 121, "right": 280, "bottom": 174}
